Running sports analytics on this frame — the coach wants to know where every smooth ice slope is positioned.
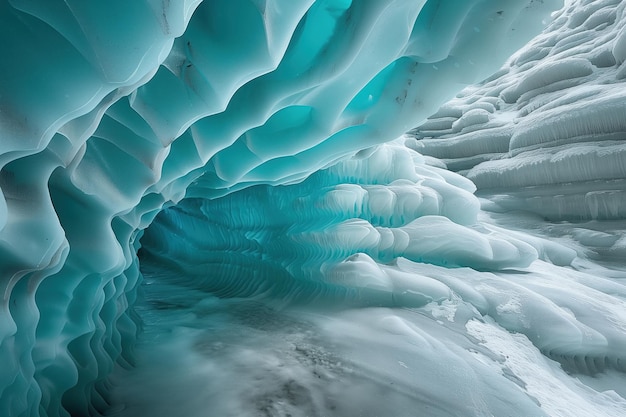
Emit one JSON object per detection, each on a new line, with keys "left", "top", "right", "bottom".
{"left": 0, "top": 1, "right": 562, "bottom": 416}
{"left": 409, "top": 0, "right": 626, "bottom": 222}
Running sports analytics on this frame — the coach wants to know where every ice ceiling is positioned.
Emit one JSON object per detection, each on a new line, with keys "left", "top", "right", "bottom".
{"left": 1, "top": 0, "right": 626, "bottom": 416}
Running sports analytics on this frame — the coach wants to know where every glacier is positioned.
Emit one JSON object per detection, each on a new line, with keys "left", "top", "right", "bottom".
{"left": 1, "top": 0, "right": 626, "bottom": 416}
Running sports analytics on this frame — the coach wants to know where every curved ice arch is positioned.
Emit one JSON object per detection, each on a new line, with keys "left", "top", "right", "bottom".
{"left": 0, "top": 1, "right": 561, "bottom": 416}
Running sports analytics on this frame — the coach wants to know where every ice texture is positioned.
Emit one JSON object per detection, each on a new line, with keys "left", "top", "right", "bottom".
{"left": 409, "top": 0, "right": 626, "bottom": 222}
{"left": 141, "top": 142, "right": 540, "bottom": 298}
{"left": 2, "top": 0, "right": 626, "bottom": 416}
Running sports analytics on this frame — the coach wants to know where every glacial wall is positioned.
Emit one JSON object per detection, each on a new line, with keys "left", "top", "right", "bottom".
{"left": 409, "top": 0, "right": 626, "bottom": 221}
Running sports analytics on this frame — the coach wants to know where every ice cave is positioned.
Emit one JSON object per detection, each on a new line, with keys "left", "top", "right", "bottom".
{"left": 1, "top": 0, "right": 626, "bottom": 416}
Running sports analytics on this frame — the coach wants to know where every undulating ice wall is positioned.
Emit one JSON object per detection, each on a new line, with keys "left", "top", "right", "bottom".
{"left": 409, "top": 0, "right": 626, "bottom": 221}
{"left": 141, "top": 142, "right": 541, "bottom": 302}
{"left": 0, "top": 0, "right": 562, "bottom": 415}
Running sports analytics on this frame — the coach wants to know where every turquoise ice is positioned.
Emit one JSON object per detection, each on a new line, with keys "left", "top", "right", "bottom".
{"left": 2, "top": 1, "right": 626, "bottom": 416}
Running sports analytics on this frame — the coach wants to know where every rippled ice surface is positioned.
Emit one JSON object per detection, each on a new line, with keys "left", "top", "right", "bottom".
{"left": 108, "top": 211, "right": 626, "bottom": 417}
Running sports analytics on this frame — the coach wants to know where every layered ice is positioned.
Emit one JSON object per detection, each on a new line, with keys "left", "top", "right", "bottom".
{"left": 1, "top": 0, "right": 626, "bottom": 416}
{"left": 141, "top": 142, "right": 540, "bottom": 300}
{"left": 409, "top": 0, "right": 626, "bottom": 221}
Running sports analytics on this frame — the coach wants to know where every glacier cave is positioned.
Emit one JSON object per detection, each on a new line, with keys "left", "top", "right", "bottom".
{"left": 1, "top": 0, "right": 626, "bottom": 416}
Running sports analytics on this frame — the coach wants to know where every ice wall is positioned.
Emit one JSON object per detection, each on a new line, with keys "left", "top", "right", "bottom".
{"left": 141, "top": 142, "right": 540, "bottom": 302}
{"left": 409, "top": 0, "right": 626, "bottom": 221}
{"left": 0, "top": 1, "right": 562, "bottom": 416}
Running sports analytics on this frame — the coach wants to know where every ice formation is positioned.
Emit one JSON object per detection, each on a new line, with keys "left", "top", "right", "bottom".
{"left": 409, "top": 0, "right": 626, "bottom": 223}
{"left": 1, "top": 0, "right": 626, "bottom": 416}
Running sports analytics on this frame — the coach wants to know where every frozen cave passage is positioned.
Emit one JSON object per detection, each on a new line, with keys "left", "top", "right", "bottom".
{"left": 1, "top": 0, "right": 626, "bottom": 416}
